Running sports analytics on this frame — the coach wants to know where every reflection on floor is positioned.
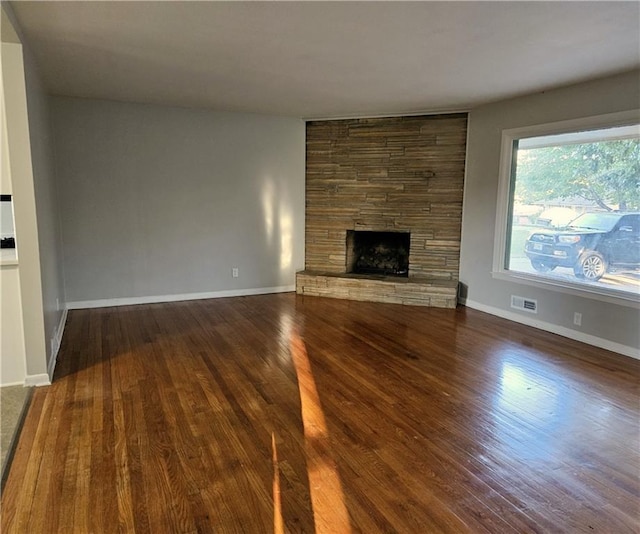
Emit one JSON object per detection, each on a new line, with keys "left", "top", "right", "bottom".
{"left": 2, "top": 294, "right": 639, "bottom": 532}
{"left": 1, "top": 386, "right": 31, "bottom": 478}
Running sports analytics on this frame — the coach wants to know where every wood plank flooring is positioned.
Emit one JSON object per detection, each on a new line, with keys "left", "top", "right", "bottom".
{"left": 1, "top": 293, "right": 638, "bottom": 533}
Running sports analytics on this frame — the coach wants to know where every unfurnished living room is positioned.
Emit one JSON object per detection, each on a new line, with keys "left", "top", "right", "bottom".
{"left": 1, "top": 1, "right": 639, "bottom": 532}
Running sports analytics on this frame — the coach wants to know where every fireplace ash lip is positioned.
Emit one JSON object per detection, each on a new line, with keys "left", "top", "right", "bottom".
{"left": 355, "top": 266, "right": 409, "bottom": 277}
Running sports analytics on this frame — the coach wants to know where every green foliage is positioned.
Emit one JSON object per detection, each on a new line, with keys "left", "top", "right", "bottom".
{"left": 514, "top": 138, "right": 640, "bottom": 211}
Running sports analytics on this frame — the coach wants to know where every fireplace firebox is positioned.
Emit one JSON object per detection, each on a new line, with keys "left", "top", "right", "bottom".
{"left": 346, "top": 231, "right": 410, "bottom": 277}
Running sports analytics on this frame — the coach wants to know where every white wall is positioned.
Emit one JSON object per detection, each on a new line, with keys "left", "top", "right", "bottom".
{"left": 22, "top": 37, "right": 66, "bottom": 369}
{"left": 460, "top": 70, "right": 640, "bottom": 356}
{"left": 52, "top": 97, "right": 305, "bottom": 305}
{"left": 1, "top": 40, "right": 26, "bottom": 386}
{"left": 0, "top": 266, "right": 26, "bottom": 385}
{"left": 1, "top": 71, "right": 11, "bottom": 194}
{"left": 1, "top": 3, "right": 66, "bottom": 384}
{"left": 2, "top": 39, "right": 49, "bottom": 383}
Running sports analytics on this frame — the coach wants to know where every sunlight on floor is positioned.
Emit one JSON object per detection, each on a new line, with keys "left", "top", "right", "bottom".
{"left": 289, "top": 331, "right": 352, "bottom": 534}
{"left": 271, "top": 432, "right": 284, "bottom": 534}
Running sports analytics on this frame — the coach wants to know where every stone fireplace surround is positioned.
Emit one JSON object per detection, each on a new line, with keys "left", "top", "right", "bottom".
{"left": 296, "top": 114, "right": 467, "bottom": 309}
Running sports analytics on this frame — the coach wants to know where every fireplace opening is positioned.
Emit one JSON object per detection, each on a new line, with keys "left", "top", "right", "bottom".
{"left": 346, "top": 231, "right": 410, "bottom": 277}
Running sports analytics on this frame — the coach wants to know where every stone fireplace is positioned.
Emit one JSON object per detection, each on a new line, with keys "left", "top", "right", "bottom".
{"left": 296, "top": 114, "right": 467, "bottom": 308}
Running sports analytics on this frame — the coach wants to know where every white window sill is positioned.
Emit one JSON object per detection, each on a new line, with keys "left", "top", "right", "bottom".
{"left": 0, "top": 248, "right": 18, "bottom": 265}
{"left": 492, "top": 269, "right": 640, "bottom": 309}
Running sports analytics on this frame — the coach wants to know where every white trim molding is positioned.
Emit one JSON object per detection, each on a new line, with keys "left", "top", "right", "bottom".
{"left": 491, "top": 270, "right": 640, "bottom": 308}
{"left": 492, "top": 109, "right": 640, "bottom": 306}
{"left": 0, "top": 380, "right": 25, "bottom": 387}
{"left": 67, "top": 285, "right": 296, "bottom": 310}
{"left": 462, "top": 298, "right": 639, "bottom": 360}
{"left": 24, "top": 373, "right": 51, "bottom": 387}
{"left": 47, "top": 308, "right": 68, "bottom": 381}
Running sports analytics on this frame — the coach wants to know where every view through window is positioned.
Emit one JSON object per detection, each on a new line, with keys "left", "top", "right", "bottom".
{"left": 506, "top": 124, "right": 639, "bottom": 298}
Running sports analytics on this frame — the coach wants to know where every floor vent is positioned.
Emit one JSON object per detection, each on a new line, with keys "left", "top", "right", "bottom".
{"left": 511, "top": 295, "right": 538, "bottom": 313}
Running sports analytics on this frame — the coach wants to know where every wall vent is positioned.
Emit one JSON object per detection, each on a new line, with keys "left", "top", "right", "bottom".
{"left": 511, "top": 295, "right": 537, "bottom": 313}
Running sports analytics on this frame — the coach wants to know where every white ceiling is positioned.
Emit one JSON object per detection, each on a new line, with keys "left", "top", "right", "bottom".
{"left": 9, "top": 1, "right": 640, "bottom": 119}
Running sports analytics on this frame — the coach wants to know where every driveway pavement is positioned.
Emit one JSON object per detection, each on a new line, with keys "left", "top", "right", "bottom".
{"left": 509, "top": 257, "right": 640, "bottom": 296}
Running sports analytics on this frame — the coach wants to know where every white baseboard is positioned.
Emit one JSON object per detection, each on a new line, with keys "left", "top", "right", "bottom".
{"left": 0, "top": 380, "right": 26, "bottom": 388}
{"left": 461, "top": 298, "right": 639, "bottom": 360}
{"left": 46, "top": 308, "right": 68, "bottom": 381}
{"left": 24, "top": 373, "right": 51, "bottom": 387}
{"left": 66, "top": 285, "right": 296, "bottom": 310}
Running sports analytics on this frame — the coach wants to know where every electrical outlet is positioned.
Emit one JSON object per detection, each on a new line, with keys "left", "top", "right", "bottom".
{"left": 573, "top": 312, "right": 582, "bottom": 326}
{"left": 232, "top": 267, "right": 239, "bottom": 278}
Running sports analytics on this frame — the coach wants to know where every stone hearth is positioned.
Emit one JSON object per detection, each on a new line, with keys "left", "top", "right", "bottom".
{"left": 296, "top": 114, "right": 467, "bottom": 308}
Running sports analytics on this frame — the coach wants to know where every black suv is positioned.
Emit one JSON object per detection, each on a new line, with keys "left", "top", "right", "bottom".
{"left": 524, "top": 212, "right": 640, "bottom": 281}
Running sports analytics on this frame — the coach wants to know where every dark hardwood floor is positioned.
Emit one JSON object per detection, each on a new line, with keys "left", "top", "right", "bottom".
{"left": 1, "top": 293, "right": 638, "bottom": 533}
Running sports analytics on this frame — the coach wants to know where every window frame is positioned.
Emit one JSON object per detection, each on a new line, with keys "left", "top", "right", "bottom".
{"left": 492, "top": 109, "right": 640, "bottom": 308}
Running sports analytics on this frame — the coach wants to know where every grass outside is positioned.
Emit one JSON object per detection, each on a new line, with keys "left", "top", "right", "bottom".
{"left": 509, "top": 225, "right": 534, "bottom": 260}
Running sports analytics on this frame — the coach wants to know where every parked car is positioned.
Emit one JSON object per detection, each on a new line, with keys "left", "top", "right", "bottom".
{"left": 524, "top": 212, "right": 640, "bottom": 281}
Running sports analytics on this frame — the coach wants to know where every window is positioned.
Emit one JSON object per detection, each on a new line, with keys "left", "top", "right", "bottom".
{"left": 1, "top": 194, "right": 16, "bottom": 249}
{"left": 494, "top": 111, "right": 640, "bottom": 304}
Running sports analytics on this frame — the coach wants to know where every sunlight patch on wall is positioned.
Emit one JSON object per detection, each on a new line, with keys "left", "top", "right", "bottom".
{"left": 279, "top": 206, "right": 293, "bottom": 272}
{"left": 262, "top": 178, "right": 275, "bottom": 245}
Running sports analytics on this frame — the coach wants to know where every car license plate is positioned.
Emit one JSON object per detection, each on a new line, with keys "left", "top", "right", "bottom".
{"left": 533, "top": 243, "right": 543, "bottom": 251}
